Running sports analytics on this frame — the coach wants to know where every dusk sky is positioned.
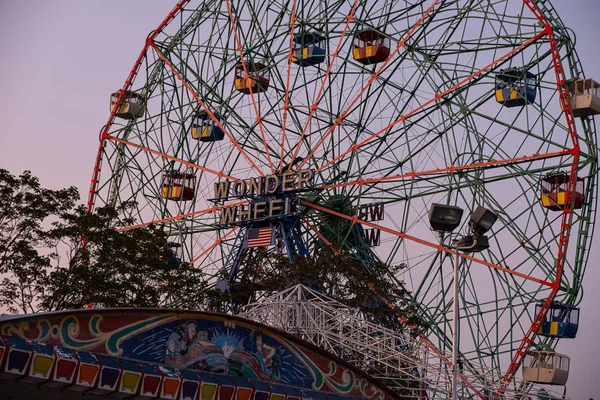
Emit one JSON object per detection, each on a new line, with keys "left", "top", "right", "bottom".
{"left": 0, "top": 1, "right": 599, "bottom": 397}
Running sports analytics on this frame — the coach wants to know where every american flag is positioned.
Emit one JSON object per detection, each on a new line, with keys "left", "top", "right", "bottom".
{"left": 247, "top": 226, "right": 274, "bottom": 247}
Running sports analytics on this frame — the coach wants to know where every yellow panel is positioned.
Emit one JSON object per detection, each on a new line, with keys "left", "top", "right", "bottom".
{"left": 235, "top": 78, "right": 244, "bottom": 90}
{"left": 541, "top": 193, "right": 568, "bottom": 208}
{"left": 550, "top": 321, "right": 559, "bottom": 336}
{"left": 366, "top": 45, "right": 373, "bottom": 57}
{"left": 495, "top": 89, "right": 504, "bottom": 102}
{"left": 32, "top": 355, "right": 53, "bottom": 377}
{"left": 510, "top": 88, "right": 518, "bottom": 100}
{"left": 191, "top": 127, "right": 198, "bottom": 139}
{"left": 201, "top": 127, "right": 210, "bottom": 138}
{"left": 303, "top": 47, "right": 308, "bottom": 58}
{"left": 121, "top": 372, "right": 141, "bottom": 392}
{"left": 201, "top": 383, "right": 217, "bottom": 400}
{"left": 162, "top": 187, "right": 181, "bottom": 199}
{"left": 537, "top": 325, "right": 543, "bottom": 334}
{"left": 541, "top": 194, "right": 552, "bottom": 207}
{"left": 353, "top": 48, "right": 361, "bottom": 60}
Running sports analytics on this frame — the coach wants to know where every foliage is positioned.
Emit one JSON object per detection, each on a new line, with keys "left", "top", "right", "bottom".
{"left": 41, "top": 203, "right": 209, "bottom": 310}
{"left": 0, "top": 169, "right": 208, "bottom": 313}
{"left": 221, "top": 246, "right": 427, "bottom": 333}
{"left": 317, "top": 195, "right": 365, "bottom": 251}
{"left": 0, "top": 169, "right": 79, "bottom": 313}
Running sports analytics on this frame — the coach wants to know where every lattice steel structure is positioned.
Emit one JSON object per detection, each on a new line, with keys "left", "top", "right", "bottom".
{"left": 88, "top": 0, "right": 598, "bottom": 395}
{"left": 240, "top": 284, "right": 570, "bottom": 399}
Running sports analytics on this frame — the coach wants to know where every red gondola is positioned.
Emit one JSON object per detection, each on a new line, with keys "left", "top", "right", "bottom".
{"left": 234, "top": 62, "right": 270, "bottom": 94}
{"left": 352, "top": 30, "right": 390, "bottom": 65}
{"left": 541, "top": 173, "right": 584, "bottom": 211}
{"left": 162, "top": 172, "right": 196, "bottom": 201}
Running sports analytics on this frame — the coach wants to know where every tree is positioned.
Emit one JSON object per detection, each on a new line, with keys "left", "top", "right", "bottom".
{"left": 211, "top": 246, "right": 427, "bottom": 396}
{"left": 217, "top": 246, "right": 427, "bottom": 333}
{"left": 0, "top": 169, "right": 208, "bottom": 313}
{"left": 0, "top": 169, "right": 79, "bottom": 313}
{"left": 41, "top": 202, "right": 209, "bottom": 310}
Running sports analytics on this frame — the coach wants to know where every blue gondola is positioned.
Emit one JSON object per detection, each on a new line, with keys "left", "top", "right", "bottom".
{"left": 537, "top": 302, "right": 579, "bottom": 339}
{"left": 167, "top": 242, "right": 182, "bottom": 266}
{"left": 495, "top": 68, "right": 537, "bottom": 107}
{"left": 191, "top": 110, "right": 225, "bottom": 142}
{"left": 292, "top": 32, "right": 326, "bottom": 67}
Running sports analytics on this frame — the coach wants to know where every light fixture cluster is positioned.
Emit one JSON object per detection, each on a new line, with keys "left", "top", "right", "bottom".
{"left": 428, "top": 204, "right": 497, "bottom": 252}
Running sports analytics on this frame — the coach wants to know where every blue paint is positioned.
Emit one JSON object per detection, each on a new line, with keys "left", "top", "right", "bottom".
{"left": 119, "top": 318, "right": 312, "bottom": 388}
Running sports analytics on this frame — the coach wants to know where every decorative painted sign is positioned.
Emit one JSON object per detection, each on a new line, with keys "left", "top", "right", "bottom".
{"left": 0, "top": 309, "right": 397, "bottom": 400}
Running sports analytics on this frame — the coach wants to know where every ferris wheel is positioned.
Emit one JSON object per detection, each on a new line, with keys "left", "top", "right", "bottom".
{"left": 88, "top": 0, "right": 598, "bottom": 395}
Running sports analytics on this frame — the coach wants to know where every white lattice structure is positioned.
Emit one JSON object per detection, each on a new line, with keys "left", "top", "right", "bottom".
{"left": 239, "top": 285, "right": 566, "bottom": 400}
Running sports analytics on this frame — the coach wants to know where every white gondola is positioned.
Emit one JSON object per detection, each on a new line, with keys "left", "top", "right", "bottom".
{"left": 522, "top": 350, "right": 569, "bottom": 385}
{"left": 110, "top": 90, "right": 146, "bottom": 120}
{"left": 567, "top": 78, "right": 600, "bottom": 117}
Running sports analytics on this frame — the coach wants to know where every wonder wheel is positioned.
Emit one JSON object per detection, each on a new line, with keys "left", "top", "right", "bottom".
{"left": 88, "top": 0, "right": 598, "bottom": 395}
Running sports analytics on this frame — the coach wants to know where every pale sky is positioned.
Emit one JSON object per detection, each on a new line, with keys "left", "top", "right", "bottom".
{"left": 0, "top": 1, "right": 598, "bottom": 398}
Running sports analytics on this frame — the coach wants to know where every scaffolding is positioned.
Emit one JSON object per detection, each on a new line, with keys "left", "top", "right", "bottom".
{"left": 240, "top": 285, "right": 568, "bottom": 400}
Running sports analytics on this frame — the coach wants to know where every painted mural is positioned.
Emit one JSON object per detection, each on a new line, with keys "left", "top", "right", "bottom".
{"left": 122, "top": 318, "right": 301, "bottom": 385}
{"left": 0, "top": 309, "right": 395, "bottom": 400}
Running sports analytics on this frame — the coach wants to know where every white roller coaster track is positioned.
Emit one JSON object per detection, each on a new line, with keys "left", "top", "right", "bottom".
{"left": 240, "top": 284, "right": 567, "bottom": 400}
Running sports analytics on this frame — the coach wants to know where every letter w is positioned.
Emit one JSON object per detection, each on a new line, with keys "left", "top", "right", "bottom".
{"left": 364, "top": 229, "right": 381, "bottom": 246}
{"left": 214, "top": 181, "right": 231, "bottom": 200}
{"left": 220, "top": 206, "right": 237, "bottom": 224}
{"left": 368, "top": 204, "right": 384, "bottom": 221}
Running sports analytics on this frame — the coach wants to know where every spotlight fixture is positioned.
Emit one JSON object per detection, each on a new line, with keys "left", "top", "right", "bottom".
{"left": 468, "top": 206, "right": 498, "bottom": 236}
{"left": 428, "top": 203, "right": 464, "bottom": 233}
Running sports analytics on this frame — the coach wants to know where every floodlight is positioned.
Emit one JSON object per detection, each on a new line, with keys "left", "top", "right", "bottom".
{"left": 468, "top": 206, "right": 497, "bottom": 236}
{"left": 428, "top": 203, "right": 464, "bottom": 232}
{"left": 454, "top": 235, "right": 490, "bottom": 253}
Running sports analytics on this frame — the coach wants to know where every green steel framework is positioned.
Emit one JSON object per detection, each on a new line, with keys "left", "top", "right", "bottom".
{"left": 87, "top": 0, "right": 598, "bottom": 394}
